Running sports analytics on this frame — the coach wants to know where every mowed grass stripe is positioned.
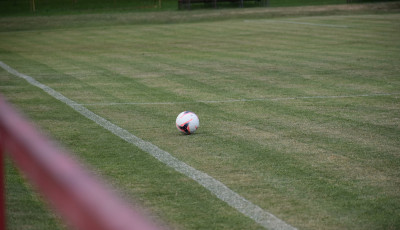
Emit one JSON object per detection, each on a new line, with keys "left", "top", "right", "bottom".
{"left": 6, "top": 16, "right": 398, "bottom": 101}
{"left": 1, "top": 31, "right": 189, "bottom": 104}
{"left": 99, "top": 87, "right": 399, "bottom": 229}
{"left": 130, "top": 19, "right": 398, "bottom": 98}
{"left": 1, "top": 12, "right": 399, "bottom": 230}
{"left": 0, "top": 65, "right": 267, "bottom": 230}
{"left": 0, "top": 61, "right": 297, "bottom": 230}
{"left": 4, "top": 13, "right": 398, "bottom": 172}
{"left": 195, "top": 100, "right": 400, "bottom": 229}
{"left": 76, "top": 93, "right": 400, "bottom": 105}
{"left": 130, "top": 96, "right": 399, "bottom": 229}
{"left": 6, "top": 17, "right": 396, "bottom": 149}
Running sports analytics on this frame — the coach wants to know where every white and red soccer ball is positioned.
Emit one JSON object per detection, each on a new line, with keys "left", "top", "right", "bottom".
{"left": 176, "top": 111, "right": 199, "bottom": 135}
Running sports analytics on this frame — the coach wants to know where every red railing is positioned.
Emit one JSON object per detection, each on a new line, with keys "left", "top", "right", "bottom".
{"left": 0, "top": 95, "right": 162, "bottom": 230}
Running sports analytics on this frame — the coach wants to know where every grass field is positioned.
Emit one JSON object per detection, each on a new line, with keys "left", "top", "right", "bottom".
{"left": 1, "top": 3, "right": 400, "bottom": 230}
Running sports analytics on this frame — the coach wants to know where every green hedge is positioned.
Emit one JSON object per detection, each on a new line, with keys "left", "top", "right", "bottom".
{"left": 0, "top": 0, "right": 397, "bottom": 15}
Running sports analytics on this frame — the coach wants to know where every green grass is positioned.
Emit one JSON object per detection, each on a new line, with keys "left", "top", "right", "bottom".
{"left": 1, "top": 3, "right": 400, "bottom": 230}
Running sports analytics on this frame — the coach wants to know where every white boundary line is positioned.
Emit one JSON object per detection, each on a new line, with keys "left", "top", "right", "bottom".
{"left": 76, "top": 93, "right": 400, "bottom": 106}
{"left": 0, "top": 61, "right": 296, "bottom": 230}
{"left": 244, "top": 19, "right": 350, "bottom": 28}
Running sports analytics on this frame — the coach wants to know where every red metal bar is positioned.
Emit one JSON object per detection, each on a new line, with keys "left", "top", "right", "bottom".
{"left": 0, "top": 131, "right": 5, "bottom": 230}
{"left": 0, "top": 95, "right": 162, "bottom": 230}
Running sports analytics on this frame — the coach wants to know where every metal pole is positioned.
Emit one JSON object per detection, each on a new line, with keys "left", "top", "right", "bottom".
{"left": 31, "top": 0, "right": 36, "bottom": 12}
{"left": 0, "top": 132, "right": 5, "bottom": 230}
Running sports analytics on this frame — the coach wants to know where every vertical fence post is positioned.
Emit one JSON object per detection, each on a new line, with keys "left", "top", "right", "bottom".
{"left": 31, "top": 0, "right": 36, "bottom": 12}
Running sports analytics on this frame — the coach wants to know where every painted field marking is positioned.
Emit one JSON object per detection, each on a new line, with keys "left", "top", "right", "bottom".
{"left": 0, "top": 61, "right": 297, "bottom": 230}
{"left": 244, "top": 19, "right": 350, "bottom": 28}
{"left": 75, "top": 93, "right": 400, "bottom": 106}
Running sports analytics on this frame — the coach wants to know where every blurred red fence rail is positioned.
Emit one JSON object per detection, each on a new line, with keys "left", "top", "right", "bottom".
{"left": 0, "top": 95, "right": 162, "bottom": 230}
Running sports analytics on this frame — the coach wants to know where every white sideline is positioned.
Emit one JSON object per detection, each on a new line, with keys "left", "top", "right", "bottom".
{"left": 76, "top": 93, "right": 399, "bottom": 106}
{"left": 0, "top": 61, "right": 296, "bottom": 230}
{"left": 244, "top": 19, "right": 350, "bottom": 28}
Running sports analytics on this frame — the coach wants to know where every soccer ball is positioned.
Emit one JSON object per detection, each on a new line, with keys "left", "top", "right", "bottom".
{"left": 176, "top": 111, "right": 199, "bottom": 135}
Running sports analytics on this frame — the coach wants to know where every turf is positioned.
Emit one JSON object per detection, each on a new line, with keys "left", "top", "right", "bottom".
{"left": 1, "top": 4, "right": 400, "bottom": 230}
